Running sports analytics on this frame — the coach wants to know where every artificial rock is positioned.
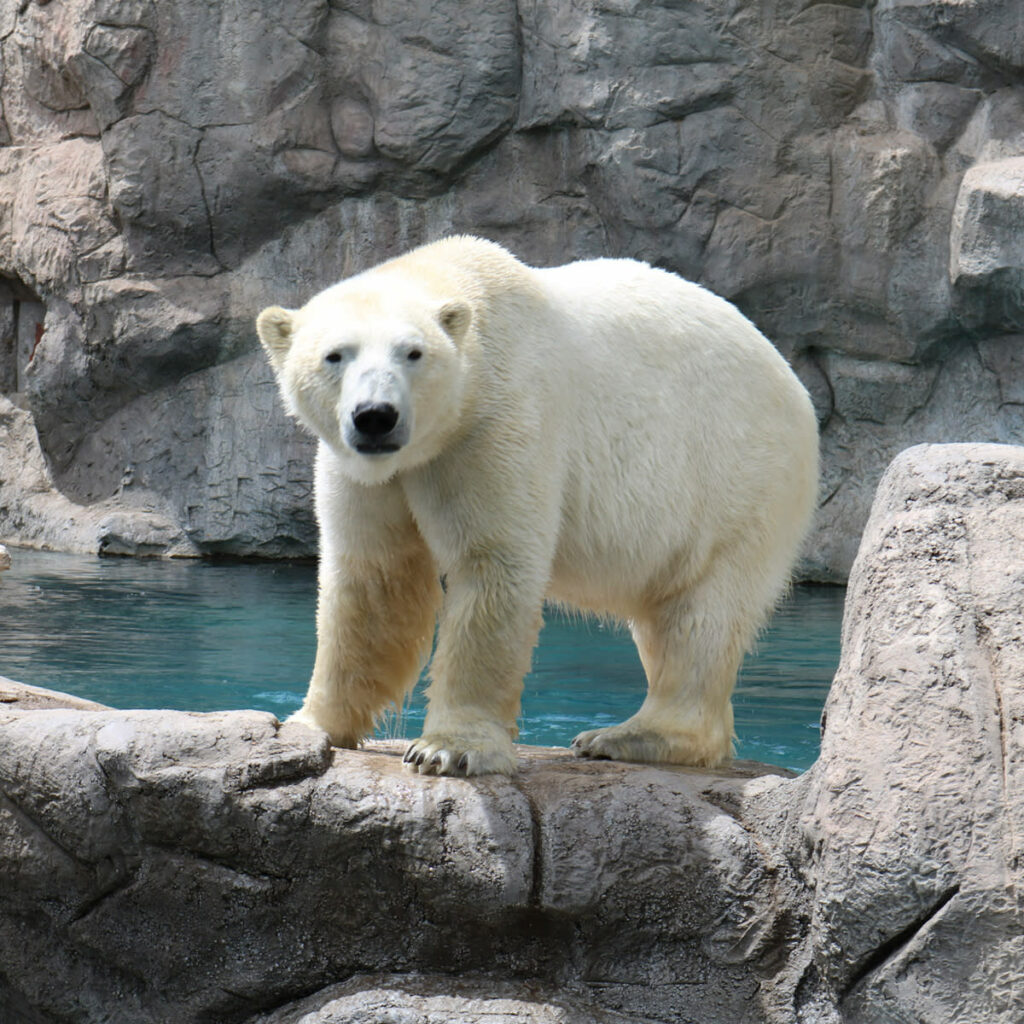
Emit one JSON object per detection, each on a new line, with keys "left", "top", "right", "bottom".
{"left": 0, "top": 3, "right": 1023, "bottom": 575}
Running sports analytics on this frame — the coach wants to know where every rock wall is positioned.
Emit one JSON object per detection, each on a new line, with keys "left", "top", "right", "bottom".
{"left": 0, "top": 443, "right": 1021, "bottom": 1022}
{"left": 1, "top": 1, "right": 1024, "bottom": 574}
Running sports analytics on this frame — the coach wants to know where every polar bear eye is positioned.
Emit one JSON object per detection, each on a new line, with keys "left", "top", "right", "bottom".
{"left": 406, "top": 348, "right": 423, "bottom": 362}
{"left": 325, "top": 352, "right": 342, "bottom": 364}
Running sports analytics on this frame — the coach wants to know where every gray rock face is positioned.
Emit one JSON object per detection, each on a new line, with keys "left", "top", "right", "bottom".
{"left": 1, "top": 2, "right": 1024, "bottom": 575}
{"left": 0, "top": 393, "right": 200, "bottom": 556}
{"left": 0, "top": 443, "right": 1021, "bottom": 1022}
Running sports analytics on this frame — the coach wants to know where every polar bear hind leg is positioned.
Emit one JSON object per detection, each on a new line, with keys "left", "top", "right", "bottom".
{"left": 572, "top": 541, "right": 789, "bottom": 768}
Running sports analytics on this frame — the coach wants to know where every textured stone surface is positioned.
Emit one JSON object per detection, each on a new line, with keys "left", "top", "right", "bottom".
{"left": 950, "top": 157, "right": 1024, "bottom": 330}
{"left": 0, "top": 393, "right": 200, "bottom": 556}
{"left": 1, "top": 445, "right": 1022, "bottom": 1021}
{"left": 0, "top": 677, "right": 106, "bottom": 711}
{"left": 251, "top": 974, "right": 640, "bottom": 1024}
{"left": 794, "top": 443, "right": 1024, "bottom": 1021}
{"left": 1, "top": 2, "right": 1024, "bottom": 573}
{"left": 0, "top": 694, "right": 800, "bottom": 1024}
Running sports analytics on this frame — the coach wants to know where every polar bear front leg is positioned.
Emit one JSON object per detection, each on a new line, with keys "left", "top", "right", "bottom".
{"left": 291, "top": 538, "right": 441, "bottom": 747}
{"left": 289, "top": 451, "right": 442, "bottom": 747}
{"left": 403, "top": 551, "right": 546, "bottom": 777}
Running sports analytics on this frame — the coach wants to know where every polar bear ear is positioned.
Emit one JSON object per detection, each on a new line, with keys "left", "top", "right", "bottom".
{"left": 438, "top": 301, "right": 471, "bottom": 342}
{"left": 256, "top": 306, "right": 296, "bottom": 369}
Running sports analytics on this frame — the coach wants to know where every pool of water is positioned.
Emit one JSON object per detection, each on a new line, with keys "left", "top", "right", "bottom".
{"left": 0, "top": 548, "right": 844, "bottom": 771}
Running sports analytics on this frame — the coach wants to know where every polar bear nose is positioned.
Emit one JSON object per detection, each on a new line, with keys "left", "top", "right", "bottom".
{"left": 352, "top": 401, "right": 400, "bottom": 437}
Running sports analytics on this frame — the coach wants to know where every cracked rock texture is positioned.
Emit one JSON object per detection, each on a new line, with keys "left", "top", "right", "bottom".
{"left": 0, "top": 2, "right": 1023, "bottom": 574}
{"left": 1, "top": 443, "right": 1022, "bottom": 1022}
{"left": 794, "top": 442, "right": 1024, "bottom": 1022}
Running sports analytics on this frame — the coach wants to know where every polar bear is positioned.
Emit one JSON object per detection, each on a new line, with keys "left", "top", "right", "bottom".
{"left": 257, "top": 236, "right": 819, "bottom": 776}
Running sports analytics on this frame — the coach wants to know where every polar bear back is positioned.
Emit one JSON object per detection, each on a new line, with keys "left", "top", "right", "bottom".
{"left": 504, "top": 256, "right": 818, "bottom": 615}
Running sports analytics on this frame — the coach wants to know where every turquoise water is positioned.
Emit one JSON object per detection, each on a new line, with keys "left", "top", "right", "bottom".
{"left": 0, "top": 548, "right": 844, "bottom": 771}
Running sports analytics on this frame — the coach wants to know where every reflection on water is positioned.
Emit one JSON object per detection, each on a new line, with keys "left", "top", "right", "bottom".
{"left": 0, "top": 548, "right": 843, "bottom": 771}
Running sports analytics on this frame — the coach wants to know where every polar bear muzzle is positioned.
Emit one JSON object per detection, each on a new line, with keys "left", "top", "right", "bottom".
{"left": 350, "top": 401, "right": 404, "bottom": 454}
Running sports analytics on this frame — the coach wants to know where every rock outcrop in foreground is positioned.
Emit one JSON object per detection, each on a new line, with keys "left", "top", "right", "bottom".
{"left": 1, "top": 443, "right": 1022, "bottom": 1023}
{"left": 2, "top": 2, "right": 1024, "bottom": 577}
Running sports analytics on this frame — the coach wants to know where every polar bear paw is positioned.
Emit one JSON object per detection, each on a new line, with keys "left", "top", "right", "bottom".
{"left": 286, "top": 705, "right": 365, "bottom": 749}
{"left": 571, "top": 720, "right": 731, "bottom": 769}
{"left": 403, "top": 724, "right": 517, "bottom": 777}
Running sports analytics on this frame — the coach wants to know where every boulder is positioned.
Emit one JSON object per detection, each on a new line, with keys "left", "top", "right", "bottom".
{"left": 0, "top": 677, "right": 106, "bottom": 711}
{"left": 950, "top": 157, "right": 1024, "bottom": 330}
{"left": 0, "top": 443, "right": 1021, "bottom": 1022}
{"left": 795, "top": 443, "right": 1024, "bottom": 1021}
{"left": 0, "top": 696, "right": 799, "bottom": 1024}
{"left": 250, "top": 974, "right": 642, "bottom": 1023}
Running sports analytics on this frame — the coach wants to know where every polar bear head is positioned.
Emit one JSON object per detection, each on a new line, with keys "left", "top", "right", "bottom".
{"left": 258, "top": 276, "right": 472, "bottom": 485}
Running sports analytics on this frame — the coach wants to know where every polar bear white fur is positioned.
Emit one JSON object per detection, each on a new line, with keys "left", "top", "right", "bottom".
{"left": 257, "top": 236, "right": 819, "bottom": 776}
